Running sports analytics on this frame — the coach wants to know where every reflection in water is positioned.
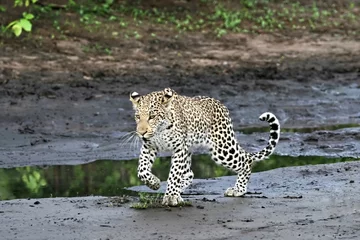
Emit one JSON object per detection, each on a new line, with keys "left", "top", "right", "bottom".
{"left": 0, "top": 155, "right": 357, "bottom": 200}
{"left": 238, "top": 123, "right": 360, "bottom": 134}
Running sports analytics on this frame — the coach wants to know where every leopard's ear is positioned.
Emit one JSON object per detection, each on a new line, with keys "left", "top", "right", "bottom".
{"left": 161, "top": 88, "right": 175, "bottom": 106}
{"left": 130, "top": 91, "right": 141, "bottom": 106}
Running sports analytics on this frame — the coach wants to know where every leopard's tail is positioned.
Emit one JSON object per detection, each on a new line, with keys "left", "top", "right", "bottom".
{"left": 250, "top": 112, "right": 280, "bottom": 162}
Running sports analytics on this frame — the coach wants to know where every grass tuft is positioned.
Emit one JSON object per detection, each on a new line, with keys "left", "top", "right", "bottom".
{"left": 131, "top": 192, "right": 192, "bottom": 209}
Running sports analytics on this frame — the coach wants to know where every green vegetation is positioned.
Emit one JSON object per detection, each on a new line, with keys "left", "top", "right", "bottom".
{"left": 0, "top": 155, "right": 358, "bottom": 200}
{"left": 1, "top": 0, "right": 359, "bottom": 38}
{"left": 5, "top": 0, "right": 37, "bottom": 36}
{"left": 131, "top": 192, "right": 192, "bottom": 209}
{"left": 6, "top": 12, "right": 35, "bottom": 36}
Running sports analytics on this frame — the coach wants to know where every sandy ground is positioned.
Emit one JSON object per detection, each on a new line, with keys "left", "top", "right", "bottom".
{"left": 0, "top": 31, "right": 360, "bottom": 239}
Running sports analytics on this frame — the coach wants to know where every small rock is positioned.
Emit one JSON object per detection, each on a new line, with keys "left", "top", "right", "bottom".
{"left": 283, "top": 195, "right": 303, "bottom": 199}
{"left": 99, "top": 224, "right": 112, "bottom": 228}
{"left": 241, "top": 219, "right": 254, "bottom": 222}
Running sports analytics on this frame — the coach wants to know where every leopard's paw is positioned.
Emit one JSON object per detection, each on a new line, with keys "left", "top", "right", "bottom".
{"left": 162, "top": 195, "right": 184, "bottom": 206}
{"left": 224, "top": 187, "right": 246, "bottom": 197}
{"left": 146, "top": 176, "right": 161, "bottom": 190}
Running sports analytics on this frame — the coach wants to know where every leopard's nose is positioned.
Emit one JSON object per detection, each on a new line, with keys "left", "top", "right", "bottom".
{"left": 137, "top": 126, "right": 147, "bottom": 136}
{"left": 138, "top": 130, "right": 147, "bottom": 136}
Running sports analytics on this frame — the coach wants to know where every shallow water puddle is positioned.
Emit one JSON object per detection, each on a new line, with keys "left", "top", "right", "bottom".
{"left": 0, "top": 155, "right": 357, "bottom": 200}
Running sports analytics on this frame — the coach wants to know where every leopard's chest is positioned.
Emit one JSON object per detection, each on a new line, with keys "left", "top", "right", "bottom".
{"left": 150, "top": 129, "right": 179, "bottom": 151}
{"left": 150, "top": 127, "right": 212, "bottom": 152}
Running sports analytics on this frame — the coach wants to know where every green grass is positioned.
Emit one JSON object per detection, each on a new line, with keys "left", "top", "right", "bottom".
{"left": 3, "top": 0, "right": 357, "bottom": 40}
{"left": 131, "top": 192, "right": 192, "bottom": 209}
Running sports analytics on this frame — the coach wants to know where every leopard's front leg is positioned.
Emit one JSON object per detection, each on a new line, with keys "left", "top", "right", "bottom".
{"left": 137, "top": 144, "right": 160, "bottom": 190}
{"left": 180, "top": 152, "right": 194, "bottom": 193}
{"left": 162, "top": 146, "right": 189, "bottom": 206}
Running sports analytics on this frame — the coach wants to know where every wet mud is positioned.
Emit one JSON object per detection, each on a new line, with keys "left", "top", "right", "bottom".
{"left": 1, "top": 66, "right": 360, "bottom": 166}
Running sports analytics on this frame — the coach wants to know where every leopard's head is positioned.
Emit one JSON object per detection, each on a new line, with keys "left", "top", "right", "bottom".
{"left": 129, "top": 88, "right": 175, "bottom": 140}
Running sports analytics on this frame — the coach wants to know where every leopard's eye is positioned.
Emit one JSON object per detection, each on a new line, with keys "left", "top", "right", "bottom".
{"left": 149, "top": 114, "right": 156, "bottom": 120}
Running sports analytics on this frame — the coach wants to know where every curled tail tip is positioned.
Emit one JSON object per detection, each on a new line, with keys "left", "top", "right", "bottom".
{"left": 259, "top": 112, "right": 279, "bottom": 124}
{"left": 252, "top": 112, "right": 280, "bottom": 162}
{"left": 260, "top": 111, "right": 280, "bottom": 141}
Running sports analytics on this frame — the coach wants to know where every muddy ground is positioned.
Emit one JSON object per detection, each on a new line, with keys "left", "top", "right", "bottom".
{"left": 0, "top": 23, "right": 360, "bottom": 240}
{"left": 1, "top": 33, "right": 360, "bottom": 166}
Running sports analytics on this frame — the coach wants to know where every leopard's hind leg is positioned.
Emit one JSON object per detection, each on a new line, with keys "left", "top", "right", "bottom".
{"left": 209, "top": 115, "right": 252, "bottom": 197}
{"left": 210, "top": 112, "right": 280, "bottom": 197}
{"left": 210, "top": 137, "right": 252, "bottom": 197}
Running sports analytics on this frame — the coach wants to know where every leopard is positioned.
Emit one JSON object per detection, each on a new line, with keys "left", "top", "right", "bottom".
{"left": 129, "top": 88, "right": 280, "bottom": 206}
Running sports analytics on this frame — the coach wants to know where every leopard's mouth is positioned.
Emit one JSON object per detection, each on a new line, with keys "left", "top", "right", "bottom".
{"left": 139, "top": 132, "right": 154, "bottom": 140}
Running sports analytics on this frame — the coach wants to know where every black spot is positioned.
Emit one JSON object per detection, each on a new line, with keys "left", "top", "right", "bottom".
{"left": 270, "top": 132, "right": 278, "bottom": 140}
{"left": 223, "top": 150, "right": 228, "bottom": 156}
{"left": 219, "top": 155, "right": 225, "bottom": 161}
{"left": 271, "top": 140, "right": 276, "bottom": 146}
{"left": 226, "top": 155, "right": 233, "bottom": 162}
{"left": 229, "top": 148, "right": 235, "bottom": 154}
{"left": 270, "top": 123, "right": 279, "bottom": 130}
{"left": 268, "top": 117, "right": 275, "bottom": 123}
